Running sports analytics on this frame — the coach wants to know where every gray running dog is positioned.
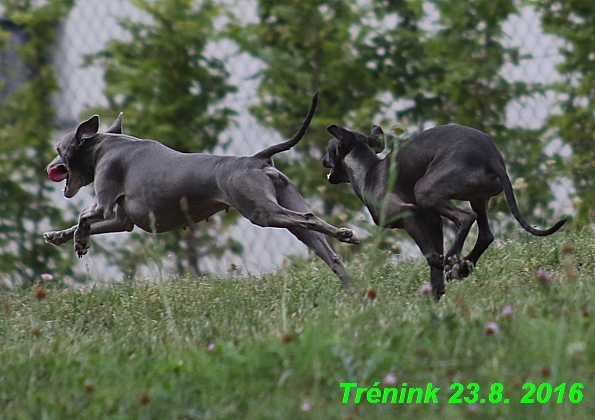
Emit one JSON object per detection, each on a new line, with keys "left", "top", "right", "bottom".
{"left": 322, "top": 123, "right": 566, "bottom": 299}
{"left": 44, "top": 93, "right": 359, "bottom": 291}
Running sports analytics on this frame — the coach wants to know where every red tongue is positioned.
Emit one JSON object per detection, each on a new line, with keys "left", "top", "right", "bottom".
{"left": 48, "top": 166, "right": 68, "bottom": 182}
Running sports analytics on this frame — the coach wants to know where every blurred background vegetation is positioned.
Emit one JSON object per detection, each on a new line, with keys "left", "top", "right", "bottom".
{"left": 0, "top": 0, "right": 591, "bottom": 285}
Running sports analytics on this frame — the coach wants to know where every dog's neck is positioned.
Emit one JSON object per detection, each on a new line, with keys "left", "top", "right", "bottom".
{"left": 91, "top": 134, "right": 124, "bottom": 167}
{"left": 74, "top": 135, "right": 106, "bottom": 181}
{"left": 343, "top": 144, "right": 383, "bottom": 203}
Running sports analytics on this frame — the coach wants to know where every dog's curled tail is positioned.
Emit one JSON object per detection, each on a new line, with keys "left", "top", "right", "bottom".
{"left": 254, "top": 91, "right": 318, "bottom": 159}
{"left": 496, "top": 166, "right": 566, "bottom": 236}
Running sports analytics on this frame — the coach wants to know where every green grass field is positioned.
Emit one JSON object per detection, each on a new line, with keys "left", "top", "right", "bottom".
{"left": 1, "top": 227, "right": 595, "bottom": 419}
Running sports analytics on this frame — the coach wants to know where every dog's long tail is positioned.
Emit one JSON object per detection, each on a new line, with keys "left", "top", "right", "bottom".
{"left": 495, "top": 165, "right": 566, "bottom": 236}
{"left": 254, "top": 91, "right": 318, "bottom": 159}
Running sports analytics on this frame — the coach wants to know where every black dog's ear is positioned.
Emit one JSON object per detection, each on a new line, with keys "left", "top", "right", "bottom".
{"left": 106, "top": 112, "right": 123, "bottom": 134}
{"left": 368, "top": 125, "right": 385, "bottom": 153}
{"left": 75, "top": 115, "right": 100, "bottom": 142}
{"left": 327, "top": 125, "right": 354, "bottom": 154}
{"left": 327, "top": 124, "right": 349, "bottom": 140}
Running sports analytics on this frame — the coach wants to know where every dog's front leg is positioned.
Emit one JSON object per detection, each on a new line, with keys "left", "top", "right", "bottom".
{"left": 44, "top": 206, "right": 132, "bottom": 247}
{"left": 74, "top": 207, "right": 103, "bottom": 257}
{"left": 402, "top": 212, "right": 445, "bottom": 300}
{"left": 74, "top": 203, "right": 133, "bottom": 257}
{"left": 44, "top": 225, "right": 78, "bottom": 245}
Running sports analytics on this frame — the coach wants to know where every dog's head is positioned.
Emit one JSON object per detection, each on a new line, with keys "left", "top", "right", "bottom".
{"left": 322, "top": 124, "right": 385, "bottom": 184}
{"left": 47, "top": 113, "right": 123, "bottom": 198}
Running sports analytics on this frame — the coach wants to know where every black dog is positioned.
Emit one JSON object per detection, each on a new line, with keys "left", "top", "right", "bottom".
{"left": 323, "top": 123, "right": 566, "bottom": 299}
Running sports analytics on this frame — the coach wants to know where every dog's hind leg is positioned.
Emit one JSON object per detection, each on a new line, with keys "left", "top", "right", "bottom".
{"left": 453, "top": 197, "right": 494, "bottom": 278}
{"left": 414, "top": 180, "right": 477, "bottom": 274}
{"left": 243, "top": 201, "right": 359, "bottom": 243}
{"left": 275, "top": 181, "right": 357, "bottom": 292}
{"left": 427, "top": 202, "right": 475, "bottom": 273}
{"left": 229, "top": 170, "right": 359, "bottom": 244}
{"left": 287, "top": 226, "right": 357, "bottom": 292}
{"left": 444, "top": 198, "right": 495, "bottom": 281}
{"left": 439, "top": 204, "right": 476, "bottom": 280}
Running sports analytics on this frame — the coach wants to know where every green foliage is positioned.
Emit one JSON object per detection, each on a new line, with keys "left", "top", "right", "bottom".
{"left": 235, "top": 0, "right": 557, "bottom": 232}
{"left": 86, "top": 0, "right": 236, "bottom": 153}
{"left": 1, "top": 230, "right": 594, "bottom": 418}
{"left": 0, "top": 0, "right": 76, "bottom": 284}
{"left": 85, "top": 0, "right": 242, "bottom": 276}
{"left": 533, "top": 1, "right": 595, "bottom": 223}
{"left": 399, "top": 0, "right": 522, "bottom": 128}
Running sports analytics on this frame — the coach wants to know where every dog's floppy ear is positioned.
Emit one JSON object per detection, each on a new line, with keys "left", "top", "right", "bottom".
{"left": 106, "top": 112, "right": 123, "bottom": 134}
{"left": 327, "top": 125, "right": 354, "bottom": 154}
{"left": 368, "top": 125, "right": 385, "bottom": 153}
{"left": 327, "top": 124, "right": 348, "bottom": 139}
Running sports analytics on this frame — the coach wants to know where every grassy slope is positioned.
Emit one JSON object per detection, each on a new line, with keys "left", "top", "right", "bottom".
{"left": 1, "top": 228, "right": 595, "bottom": 419}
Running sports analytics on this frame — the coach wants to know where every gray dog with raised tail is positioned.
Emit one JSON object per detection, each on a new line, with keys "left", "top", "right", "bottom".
{"left": 322, "top": 123, "right": 566, "bottom": 299}
{"left": 44, "top": 92, "right": 359, "bottom": 291}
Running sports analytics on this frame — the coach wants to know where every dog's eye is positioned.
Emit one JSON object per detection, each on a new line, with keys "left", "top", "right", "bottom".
{"left": 56, "top": 146, "right": 61, "bottom": 154}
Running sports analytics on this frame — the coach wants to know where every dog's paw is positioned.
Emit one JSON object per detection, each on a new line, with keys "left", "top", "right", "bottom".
{"left": 444, "top": 257, "right": 474, "bottom": 281}
{"left": 75, "top": 241, "right": 89, "bottom": 258}
{"left": 337, "top": 228, "right": 359, "bottom": 244}
{"left": 444, "top": 256, "right": 456, "bottom": 282}
{"left": 455, "top": 259, "right": 475, "bottom": 279}
{"left": 344, "top": 280, "right": 357, "bottom": 294}
{"left": 445, "top": 264, "right": 454, "bottom": 282}
{"left": 43, "top": 231, "right": 57, "bottom": 244}
{"left": 44, "top": 231, "right": 67, "bottom": 246}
